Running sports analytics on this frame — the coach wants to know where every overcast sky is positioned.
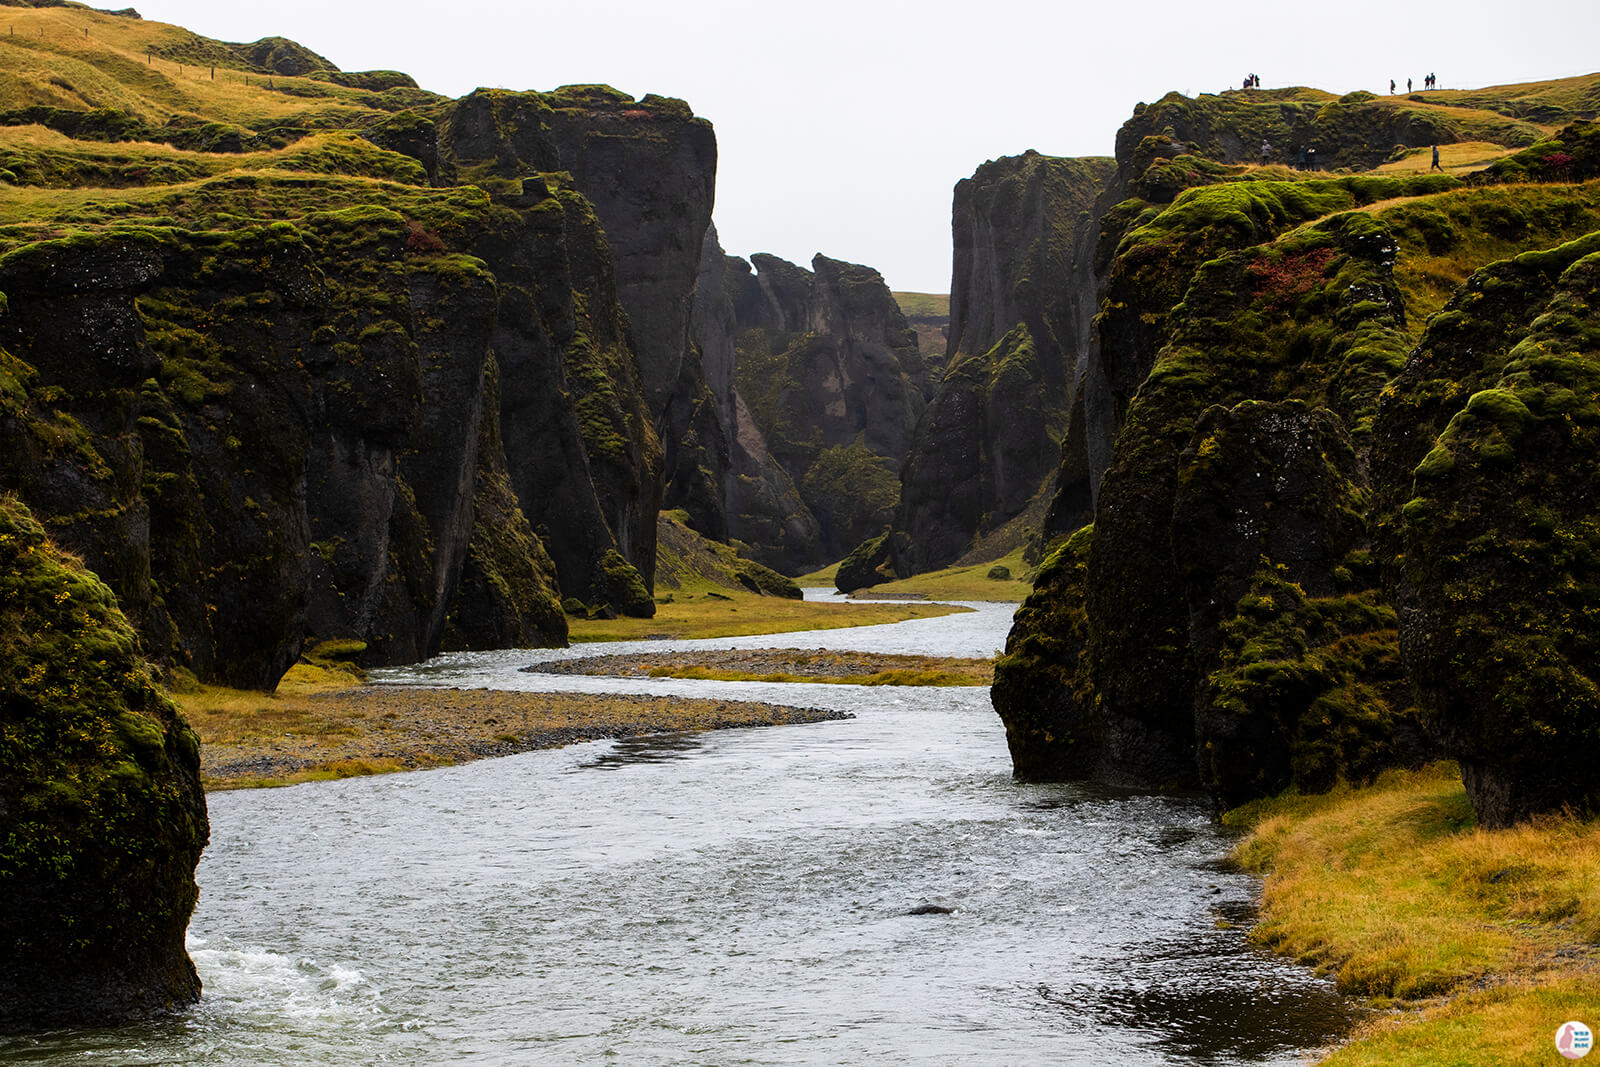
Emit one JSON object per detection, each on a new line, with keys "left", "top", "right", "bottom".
{"left": 134, "top": 0, "right": 1598, "bottom": 293}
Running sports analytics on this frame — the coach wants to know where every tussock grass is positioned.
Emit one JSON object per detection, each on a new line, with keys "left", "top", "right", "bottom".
{"left": 1375, "top": 141, "right": 1519, "bottom": 174}
{"left": 0, "top": 6, "right": 423, "bottom": 129}
{"left": 891, "top": 291, "right": 949, "bottom": 317}
{"left": 1227, "top": 763, "right": 1600, "bottom": 1064}
{"left": 171, "top": 663, "right": 364, "bottom": 748}
{"left": 179, "top": 680, "right": 846, "bottom": 789}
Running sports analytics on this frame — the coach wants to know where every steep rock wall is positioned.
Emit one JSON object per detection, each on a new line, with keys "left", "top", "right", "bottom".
{"left": 889, "top": 152, "right": 1115, "bottom": 576}
{"left": 0, "top": 135, "right": 683, "bottom": 684}
{"left": 730, "top": 252, "right": 927, "bottom": 564}
{"left": 672, "top": 227, "right": 820, "bottom": 569}
{"left": 994, "top": 140, "right": 1600, "bottom": 822}
{"left": 0, "top": 498, "right": 208, "bottom": 1029}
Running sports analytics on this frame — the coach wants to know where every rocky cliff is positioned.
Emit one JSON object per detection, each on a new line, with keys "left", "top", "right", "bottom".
{"left": 866, "top": 152, "right": 1116, "bottom": 582}
{"left": 670, "top": 227, "right": 821, "bottom": 570}
{"left": 0, "top": 10, "right": 724, "bottom": 687}
{"left": 0, "top": 497, "right": 208, "bottom": 1029}
{"left": 0, "top": 6, "right": 727, "bottom": 1027}
{"left": 723, "top": 251, "right": 929, "bottom": 567}
{"left": 993, "top": 83, "right": 1600, "bottom": 826}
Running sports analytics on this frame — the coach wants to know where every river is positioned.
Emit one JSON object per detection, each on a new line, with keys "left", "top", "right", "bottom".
{"left": 1, "top": 597, "right": 1353, "bottom": 1064}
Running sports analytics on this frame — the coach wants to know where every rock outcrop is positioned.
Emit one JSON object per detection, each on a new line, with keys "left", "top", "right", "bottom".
{"left": 992, "top": 88, "right": 1600, "bottom": 825}
{"left": 728, "top": 251, "right": 929, "bottom": 567}
{"left": 0, "top": 498, "right": 208, "bottom": 1029}
{"left": 673, "top": 228, "right": 821, "bottom": 570}
{"left": 885, "top": 151, "right": 1116, "bottom": 577}
{"left": 0, "top": 30, "right": 725, "bottom": 685}
{"left": 1375, "top": 228, "right": 1600, "bottom": 827}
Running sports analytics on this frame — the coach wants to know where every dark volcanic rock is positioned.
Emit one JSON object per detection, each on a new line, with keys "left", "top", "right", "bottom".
{"left": 1376, "top": 232, "right": 1600, "bottom": 827}
{"left": 0, "top": 158, "right": 650, "bottom": 683}
{"left": 991, "top": 525, "right": 1098, "bottom": 778}
{"left": 731, "top": 252, "right": 926, "bottom": 565}
{"left": 671, "top": 226, "right": 820, "bottom": 571}
{"left": 1175, "top": 401, "right": 1415, "bottom": 808}
{"left": 0, "top": 499, "right": 208, "bottom": 1030}
{"left": 893, "top": 151, "right": 1115, "bottom": 574}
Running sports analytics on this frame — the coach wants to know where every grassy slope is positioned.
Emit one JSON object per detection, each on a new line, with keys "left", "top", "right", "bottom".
{"left": 566, "top": 593, "right": 967, "bottom": 642}
{"left": 572, "top": 511, "right": 969, "bottom": 640}
{"left": 891, "top": 291, "right": 949, "bottom": 317}
{"left": 0, "top": 6, "right": 426, "bottom": 127}
{"left": 850, "top": 545, "right": 1033, "bottom": 602}
{"left": 1227, "top": 765, "right": 1600, "bottom": 1064}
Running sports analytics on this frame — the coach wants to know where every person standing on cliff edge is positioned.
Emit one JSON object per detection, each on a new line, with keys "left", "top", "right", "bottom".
{"left": 1260, "top": 139, "right": 1272, "bottom": 165}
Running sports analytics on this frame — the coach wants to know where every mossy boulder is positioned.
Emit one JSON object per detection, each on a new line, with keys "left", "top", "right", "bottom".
{"left": 0, "top": 498, "right": 208, "bottom": 1030}
{"left": 732, "top": 559, "right": 802, "bottom": 599}
{"left": 835, "top": 530, "right": 895, "bottom": 593}
{"left": 598, "top": 549, "right": 654, "bottom": 618}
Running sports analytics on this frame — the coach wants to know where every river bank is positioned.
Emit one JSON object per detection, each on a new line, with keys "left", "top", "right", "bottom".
{"left": 184, "top": 684, "right": 847, "bottom": 790}
{"left": 1226, "top": 762, "right": 1600, "bottom": 1065}
{"left": 525, "top": 648, "right": 994, "bottom": 686}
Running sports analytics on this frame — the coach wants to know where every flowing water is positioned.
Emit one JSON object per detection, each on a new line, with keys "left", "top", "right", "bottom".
{"left": 2, "top": 597, "right": 1354, "bottom": 1064}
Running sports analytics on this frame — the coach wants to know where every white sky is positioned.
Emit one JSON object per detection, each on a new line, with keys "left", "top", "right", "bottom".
{"left": 132, "top": 0, "right": 1599, "bottom": 293}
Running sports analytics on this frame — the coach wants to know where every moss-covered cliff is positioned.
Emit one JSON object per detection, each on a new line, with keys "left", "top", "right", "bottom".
{"left": 993, "top": 82, "right": 1600, "bottom": 826}
{"left": 0, "top": 496, "right": 208, "bottom": 1029}
{"left": 888, "top": 152, "right": 1116, "bottom": 577}
{"left": 724, "top": 250, "right": 927, "bottom": 569}
{"left": 0, "top": 9, "right": 724, "bottom": 685}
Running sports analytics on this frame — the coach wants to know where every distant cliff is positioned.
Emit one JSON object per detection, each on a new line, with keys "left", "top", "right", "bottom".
{"left": 670, "top": 226, "right": 821, "bottom": 570}
{"left": 727, "top": 251, "right": 929, "bottom": 566}
{"left": 888, "top": 152, "right": 1116, "bottom": 577}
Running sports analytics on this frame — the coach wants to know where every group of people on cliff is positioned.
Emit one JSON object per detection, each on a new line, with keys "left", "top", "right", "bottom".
{"left": 1391, "top": 73, "right": 1441, "bottom": 93}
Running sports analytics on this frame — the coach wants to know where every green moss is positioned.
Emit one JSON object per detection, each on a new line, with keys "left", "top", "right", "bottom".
{"left": 0, "top": 497, "right": 208, "bottom": 1023}
{"left": 599, "top": 549, "right": 654, "bottom": 619}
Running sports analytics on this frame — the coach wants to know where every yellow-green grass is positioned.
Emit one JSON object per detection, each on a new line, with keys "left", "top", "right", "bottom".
{"left": 794, "top": 560, "right": 839, "bottom": 587}
{"left": 892, "top": 291, "right": 949, "bottom": 317}
{"left": 1416, "top": 72, "right": 1600, "bottom": 128}
{"left": 567, "top": 588, "right": 970, "bottom": 642}
{"left": 0, "top": 5, "right": 419, "bottom": 130}
{"left": 849, "top": 546, "right": 1033, "bottom": 602}
{"left": 1374, "top": 181, "right": 1600, "bottom": 339}
{"left": 1226, "top": 762, "right": 1600, "bottom": 1064}
{"left": 1375, "top": 140, "right": 1519, "bottom": 174}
